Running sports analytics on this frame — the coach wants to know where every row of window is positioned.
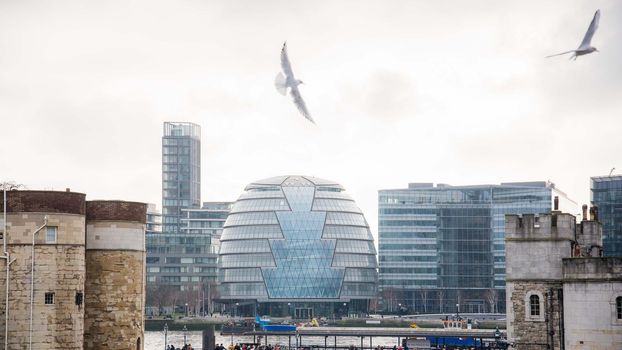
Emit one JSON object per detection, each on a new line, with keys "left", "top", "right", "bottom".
{"left": 42, "top": 291, "right": 83, "bottom": 306}
{"left": 146, "top": 257, "right": 217, "bottom": 264}
{"left": 147, "top": 266, "right": 217, "bottom": 273}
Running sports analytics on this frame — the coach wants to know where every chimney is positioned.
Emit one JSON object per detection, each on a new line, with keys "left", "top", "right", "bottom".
{"left": 593, "top": 205, "right": 599, "bottom": 222}
{"left": 554, "top": 196, "right": 559, "bottom": 211}
{"left": 66, "top": 188, "right": 71, "bottom": 192}
{"left": 582, "top": 204, "right": 588, "bottom": 221}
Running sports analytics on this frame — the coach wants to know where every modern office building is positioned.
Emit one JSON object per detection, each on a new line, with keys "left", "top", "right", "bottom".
{"left": 145, "top": 201, "right": 231, "bottom": 314}
{"left": 218, "top": 175, "right": 378, "bottom": 318}
{"left": 591, "top": 175, "right": 622, "bottom": 256}
{"left": 378, "top": 181, "right": 576, "bottom": 314}
{"left": 162, "top": 122, "right": 201, "bottom": 233}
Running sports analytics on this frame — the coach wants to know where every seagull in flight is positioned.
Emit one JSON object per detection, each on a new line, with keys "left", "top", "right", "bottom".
{"left": 546, "top": 10, "right": 600, "bottom": 60}
{"left": 274, "top": 42, "right": 315, "bottom": 124}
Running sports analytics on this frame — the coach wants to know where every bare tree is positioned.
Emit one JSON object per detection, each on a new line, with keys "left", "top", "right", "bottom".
{"left": 438, "top": 289, "right": 445, "bottom": 313}
{"left": 0, "top": 182, "right": 25, "bottom": 191}
{"left": 419, "top": 289, "right": 430, "bottom": 313}
{"left": 485, "top": 288, "right": 499, "bottom": 313}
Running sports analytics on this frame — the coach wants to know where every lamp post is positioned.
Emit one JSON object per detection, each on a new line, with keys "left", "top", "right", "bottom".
{"left": 185, "top": 303, "right": 189, "bottom": 317}
{"left": 163, "top": 323, "right": 168, "bottom": 350}
{"left": 235, "top": 302, "right": 239, "bottom": 318}
{"left": 183, "top": 325, "right": 188, "bottom": 346}
{"left": 456, "top": 303, "right": 460, "bottom": 320}
{"left": 287, "top": 302, "right": 292, "bottom": 319}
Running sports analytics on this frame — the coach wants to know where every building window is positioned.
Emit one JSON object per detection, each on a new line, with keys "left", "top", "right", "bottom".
{"left": 44, "top": 292, "right": 54, "bottom": 305}
{"left": 530, "top": 295, "right": 540, "bottom": 316}
{"left": 525, "top": 291, "right": 544, "bottom": 321}
{"left": 45, "top": 226, "right": 57, "bottom": 243}
{"left": 617, "top": 296, "right": 622, "bottom": 320}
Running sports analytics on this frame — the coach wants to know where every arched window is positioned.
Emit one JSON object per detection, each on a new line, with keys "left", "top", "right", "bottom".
{"left": 617, "top": 296, "right": 622, "bottom": 320}
{"left": 530, "top": 294, "right": 540, "bottom": 316}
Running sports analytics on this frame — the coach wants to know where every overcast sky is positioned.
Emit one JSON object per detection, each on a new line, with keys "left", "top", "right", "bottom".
{"left": 1, "top": 0, "right": 621, "bottom": 235}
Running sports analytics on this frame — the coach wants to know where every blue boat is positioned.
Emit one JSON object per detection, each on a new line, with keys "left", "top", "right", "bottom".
{"left": 255, "top": 316, "right": 297, "bottom": 332}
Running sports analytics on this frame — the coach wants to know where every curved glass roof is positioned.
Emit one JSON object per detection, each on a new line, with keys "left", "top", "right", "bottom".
{"left": 218, "top": 175, "right": 377, "bottom": 302}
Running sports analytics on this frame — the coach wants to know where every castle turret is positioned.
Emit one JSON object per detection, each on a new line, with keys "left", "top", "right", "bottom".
{"left": 84, "top": 200, "right": 147, "bottom": 350}
{"left": 505, "top": 212, "right": 575, "bottom": 349}
{"left": 0, "top": 190, "right": 86, "bottom": 349}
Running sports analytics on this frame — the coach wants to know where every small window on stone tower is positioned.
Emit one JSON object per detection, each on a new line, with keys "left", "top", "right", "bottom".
{"left": 45, "top": 226, "right": 57, "bottom": 243}
{"left": 44, "top": 292, "right": 54, "bottom": 305}
{"left": 617, "top": 296, "right": 622, "bottom": 319}
{"left": 530, "top": 295, "right": 540, "bottom": 316}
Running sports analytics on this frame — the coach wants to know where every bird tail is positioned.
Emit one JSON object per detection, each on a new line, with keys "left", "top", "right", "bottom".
{"left": 545, "top": 50, "right": 576, "bottom": 58}
{"left": 274, "top": 72, "right": 287, "bottom": 95}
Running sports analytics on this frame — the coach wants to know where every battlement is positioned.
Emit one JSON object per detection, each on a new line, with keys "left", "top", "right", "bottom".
{"left": 505, "top": 212, "right": 576, "bottom": 241}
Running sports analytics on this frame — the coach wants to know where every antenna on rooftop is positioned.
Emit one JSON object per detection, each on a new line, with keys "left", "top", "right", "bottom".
{"left": 609, "top": 167, "right": 616, "bottom": 176}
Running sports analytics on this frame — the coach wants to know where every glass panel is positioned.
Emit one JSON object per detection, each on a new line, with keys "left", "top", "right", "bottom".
{"left": 230, "top": 198, "right": 290, "bottom": 213}
{"left": 219, "top": 239, "right": 271, "bottom": 254}
{"left": 325, "top": 212, "right": 367, "bottom": 226}
{"left": 219, "top": 254, "right": 276, "bottom": 268}
{"left": 221, "top": 225, "right": 283, "bottom": 240}
{"left": 312, "top": 199, "right": 361, "bottom": 213}
{"left": 225, "top": 212, "right": 279, "bottom": 226}
{"left": 336, "top": 240, "right": 376, "bottom": 254}
{"left": 282, "top": 187, "right": 315, "bottom": 212}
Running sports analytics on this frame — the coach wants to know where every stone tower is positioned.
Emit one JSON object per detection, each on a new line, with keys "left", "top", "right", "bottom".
{"left": 83, "top": 200, "right": 147, "bottom": 350}
{"left": 505, "top": 212, "right": 575, "bottom": 350}
{"left": 0, "top": 190, "right": 87, "bottom": 349}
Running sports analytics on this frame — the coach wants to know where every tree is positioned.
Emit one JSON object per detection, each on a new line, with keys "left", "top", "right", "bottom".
{"left": 0, "top": 182, "right": 25, "bottom": 191}
{"left": 438, "top": 290, "right": 445, "bottom": 313}
{"left": 419, "top": 289, "right": 430, "bottom": 313}
{"left": 485, "top": 288, "right": 499, "bottom": 313}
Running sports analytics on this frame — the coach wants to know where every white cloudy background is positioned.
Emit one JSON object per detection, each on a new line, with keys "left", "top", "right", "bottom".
{"left": 1, "top": 0, "right": 621, "bottom": 234}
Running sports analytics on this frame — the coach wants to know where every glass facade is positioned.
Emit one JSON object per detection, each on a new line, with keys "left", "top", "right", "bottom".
{"left": 218, "top": 175, "right": 377, "bottom": 318}
{"left": 378, "top": 181, "right": 576, "bottom": 314}
{"left": 591, "top": 175, "right": 622, "bottom": 256}
{"left": 162, "top": 122, "right": 201, "bottom": 233}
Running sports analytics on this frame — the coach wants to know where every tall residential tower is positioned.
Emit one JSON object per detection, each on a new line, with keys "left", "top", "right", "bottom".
{"left": 162, "top": 122, "right": 201, "bottom": 233}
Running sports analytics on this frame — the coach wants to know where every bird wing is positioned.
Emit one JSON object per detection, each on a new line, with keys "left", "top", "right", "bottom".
{"left": 545, "top": 50, "right": 576, "bottom": 58}
{"left": 289, "top": 85, "right": 314, "bottom": 124}
{"left": 280, "top": 42, "right": 295, "bottom": 78}
{"left": 578, "top": 9, "right": 600, "bottom": 49}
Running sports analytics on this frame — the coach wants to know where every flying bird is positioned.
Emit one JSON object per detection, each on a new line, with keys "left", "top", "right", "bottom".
{"left": 546, "top": 10, "right": 600, "bottom": 60}
{"left": 274, "top": 42, "right": 315, "bottom": 124}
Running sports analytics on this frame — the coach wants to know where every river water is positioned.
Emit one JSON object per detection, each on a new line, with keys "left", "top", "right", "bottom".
{"left": 145, "top": 331, "right": 401, "bottom": 350}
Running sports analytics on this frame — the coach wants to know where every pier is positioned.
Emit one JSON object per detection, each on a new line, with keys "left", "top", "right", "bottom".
{"left": 221, "top": 327, "right": 509, "bottom": 350}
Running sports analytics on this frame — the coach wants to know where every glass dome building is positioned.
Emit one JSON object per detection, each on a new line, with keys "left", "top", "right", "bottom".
{"left": 218, "top": 175, "right": 378, "bottom": 318}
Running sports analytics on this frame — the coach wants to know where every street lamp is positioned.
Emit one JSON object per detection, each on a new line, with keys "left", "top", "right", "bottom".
{"left": 456, "top": 304, "right": 460, "bottom": 319}
{"left": 183, "top": 325, "right": 188, "bottom": 346}
{"left": 163, "top": 323, "right": 168, "bottom": 350}
{"left": 185, "top": 303, "right": 189, "bottom": 317}
{"left": 235, "top": 302, "right": 239, "bottom": 318}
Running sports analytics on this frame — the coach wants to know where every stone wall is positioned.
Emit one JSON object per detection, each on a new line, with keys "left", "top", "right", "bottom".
{"left": 83, "top": 250, "right": 145, "bottom": 350}
{"left": 507, "top": 281, "right": 564, "bottom": 350}
{"left": 563, "top": 257, "right": 622, "bottom": 350}
{"left": 84, "top": 201, "right": 146, "bottom": 350}
{"left": 0, "top": 212, "right": 86, "bottom": 349}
